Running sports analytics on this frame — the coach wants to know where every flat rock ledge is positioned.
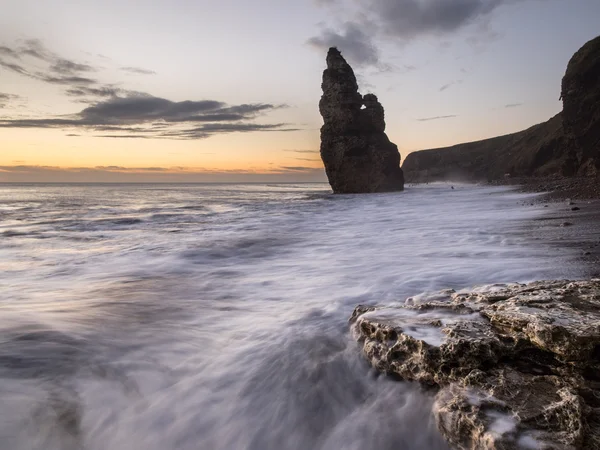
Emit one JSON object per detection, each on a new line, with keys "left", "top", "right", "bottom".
{"left": 350, "top": 280, "right": 600, "bottom": 449}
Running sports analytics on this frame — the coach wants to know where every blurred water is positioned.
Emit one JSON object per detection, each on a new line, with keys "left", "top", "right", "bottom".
{"left": 0, "top": 183, "right": 585, "bottom": 450}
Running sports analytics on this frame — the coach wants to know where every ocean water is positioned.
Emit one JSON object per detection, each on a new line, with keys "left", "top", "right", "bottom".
{"left": 0, "top": 183, "right": 586, "bottom": 450}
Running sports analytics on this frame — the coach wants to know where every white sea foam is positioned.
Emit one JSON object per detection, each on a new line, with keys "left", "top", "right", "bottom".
{"left": 0, "top": 182, "right": 585, "bottom": 450}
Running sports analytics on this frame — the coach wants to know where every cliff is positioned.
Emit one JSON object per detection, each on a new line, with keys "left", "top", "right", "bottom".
{"left": 403, "top": 35, "right": 600, "bottom": 184}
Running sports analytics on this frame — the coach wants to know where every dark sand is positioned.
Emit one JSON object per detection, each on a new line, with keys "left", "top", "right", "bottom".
{"left": 524, "top": 195, "right": 600, "bottom": 278}
{"left": 486, "top": 175, "right": 600, "bottom": 276}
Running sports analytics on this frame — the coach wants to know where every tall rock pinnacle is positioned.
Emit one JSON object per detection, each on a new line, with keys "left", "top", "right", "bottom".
{"left": 319, "top": 48, "right": 404, "bottom": 193}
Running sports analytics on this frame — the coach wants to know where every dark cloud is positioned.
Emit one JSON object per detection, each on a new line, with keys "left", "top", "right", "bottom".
{"left": 65, "top": 86, "right": 126, "bottom": 98}
{"left": 79, "top": 97, "right": 225, "bottom": 122}
{"left": 0, "top": 39, "right": 112, "bottom": 99}
{"left": 120, "top": 66, "right": 156, "bottom": 75}
{"left": 310, "top": 0, "right": 523, "bottom": 67}
{"left": 0, "top": 39, "right": 295, "bottom": 140}
{"left": 39, "top": 74, "right": 97, "bottom": 85}
{"left": 50, "top": 59, "right": 95, "bottom": 74}
{"left": 0, "top": 94, "right": 294, "bottom": 139}
{"left": 0, "top": 92, "right": 21, "bottom": 108}
{"left": 504, "top": 102, "right": 523, "bottom": 108}
{"left": 0, "top": 59, "right": 30, "bottom": 76}
{"left": 307, "top": 22, "right": 380, "bottom": 66}
{"left": 0, "top": 92, "right": 19, "bottom": 101}
{"left": 416, "top": 115, "right": 458, "bottom": 122}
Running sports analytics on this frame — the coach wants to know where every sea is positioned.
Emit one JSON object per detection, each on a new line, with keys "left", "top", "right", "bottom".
{"left": 0, "top": 182, "right": 587, "bottom": 450}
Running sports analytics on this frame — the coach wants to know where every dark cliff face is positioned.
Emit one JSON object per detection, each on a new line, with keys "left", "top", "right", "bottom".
{"left": 402, "top": 114, "right": 566, "bottom": 183}
{"left": 403, "top": 35, "right": 600, "bottom": 183}
{"left": 319, "top": 48, "right": 404, "bottom": 193}
{"left": 562, "top": 35, "right": 600, "bottom": 176}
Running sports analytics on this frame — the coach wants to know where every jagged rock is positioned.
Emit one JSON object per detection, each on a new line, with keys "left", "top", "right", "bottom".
{"left": 319, "top": 48, "right": 404, "bottom": 193}
{"left": 350, "top": 280, "right": 600, "bottom": 449}
{"left": 561, "top": 35, "right": 600, "bottom": 177}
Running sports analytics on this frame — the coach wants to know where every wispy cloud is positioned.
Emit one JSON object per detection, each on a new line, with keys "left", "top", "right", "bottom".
{"left": 282, "top": 149, "right": 319, "bottom": 154}
{"left": 0, "top": 39, "right": 297, "bottom": 140}
{"left": 0, "top": 39, "right": 101, "bottom": 88}
{"left": 0, "top": 92, "right": 22, "bottom": 108}
{"left": 294, "top": 157, "right": 322, "bottom": 162}
{"left": 120, "top": 66, "right": 156, "bottom": 75}
{"left": 439, "top": 80, "right": 463, "bottom": 91}
{"left": 504, "top": 102, "right": 523, "bottom": 108}
{"left": 0, "top": 164, "right": 326, "bottom": 182}
{"left": 416, "top": 115, "right": 458, "bottom": 122}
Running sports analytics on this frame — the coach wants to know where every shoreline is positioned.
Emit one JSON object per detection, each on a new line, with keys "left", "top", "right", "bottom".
{"left": 348, "top": 184, "right": 600, "bottom": 449}
{"left": 523, "top": 196, "right": 600, "bottom": 278}
{"left": 512, "top": 177, "right": 600, "bottom": 277}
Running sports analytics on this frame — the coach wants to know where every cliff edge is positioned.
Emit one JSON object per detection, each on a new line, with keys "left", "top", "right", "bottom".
{"left": 403, "top": 36, "right": 600, "bottom": 184}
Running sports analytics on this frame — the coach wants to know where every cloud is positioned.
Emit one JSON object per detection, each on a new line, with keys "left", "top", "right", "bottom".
{"left": 120, "top": 66, "right": 156, "bottom": 75}
{"left": 0, "top": 46, "right": 19, "bottom": 58}
{"left": 278, "top": 166, "right": 323, "bottom": 172}
{"left": 416, "top": 115, "right": 457, "bottom": 122}
{"left": 0, "top": 92, "right": 22, "bottom": 108}
{"left": 439, "top": 80, "right": 463, "bottom": 91}
{"left": 65, "top": 86, "right": 127, "bottom": 98}
{"left": 307, "top": 22, "right": 380, "bottom": 66}
{"left": 19, "top": 39, "right": 54, "bottom": 60}
{"left": 294, "top": 157, "right": 321, "bottom": 162}
{"left": 50, "top": 59, "right": 95, "bottom": 74}
{"left": 0, "top": 40, "right": 100, "bottom": 88}
{"left": 0, "top": 94, "right": 294, "bottom": 139}
{"left": 0, "top": 39, "right": 296, "bottom": 140}
{"left": 0, "top": 165, "right": 327, "bottom": 183}
{"left": 0, "top": 93, "right": 18, "bottom": 101}
{"left": 310, "top": 0, "right": 523, "bottom": 67}
{"left": 504, "top": 102, "right": 523, "bottom": 108}
{"left": 0, "top": 39, "right": 142, "bottom": 101}
{"left": 282, "top": 149, "right": 319, "bottom": 154}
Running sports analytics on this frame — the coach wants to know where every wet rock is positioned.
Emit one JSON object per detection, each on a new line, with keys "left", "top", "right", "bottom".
{"left": 350, "top": 280, "right": 600, "bottom": 449}
{"left": 319, "top": 48, "right": 404, "bottom": 193}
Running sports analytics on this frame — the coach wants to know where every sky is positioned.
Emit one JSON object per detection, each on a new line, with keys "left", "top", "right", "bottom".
{"left": 0, "top": 0, "right": 599, "bottom": 182}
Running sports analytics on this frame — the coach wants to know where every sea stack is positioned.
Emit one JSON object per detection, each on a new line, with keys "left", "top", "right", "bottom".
{"left": 319, "top": 48, "right": 404, "bottom": 193}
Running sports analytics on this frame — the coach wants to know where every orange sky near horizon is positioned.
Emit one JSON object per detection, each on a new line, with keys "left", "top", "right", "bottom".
{"left": 1, "top": 0, "right": 599, "bottom": 182}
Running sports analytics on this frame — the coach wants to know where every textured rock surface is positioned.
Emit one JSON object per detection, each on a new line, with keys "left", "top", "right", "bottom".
{"left": 561, "top": 35, "right": 600, "bottom": 177}
{"left": 319, "top": 48, "right": 404, "bottom": 193}
{"left": 350, "top": 280, "right": 600, "bottom": 449}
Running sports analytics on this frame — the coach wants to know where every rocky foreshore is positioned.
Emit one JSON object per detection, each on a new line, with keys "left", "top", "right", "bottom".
{"left": 350, "top": 280, "right": 600, "bottom": 449}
